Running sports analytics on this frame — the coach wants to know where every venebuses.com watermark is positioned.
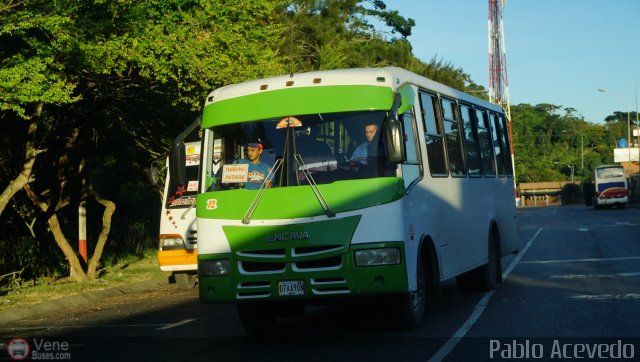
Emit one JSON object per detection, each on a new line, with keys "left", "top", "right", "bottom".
{"left": 490, "top": 339, "right": 636, "bottom": 360}
{"left": 5, "top": 337, "right": 72, "bottom": 361}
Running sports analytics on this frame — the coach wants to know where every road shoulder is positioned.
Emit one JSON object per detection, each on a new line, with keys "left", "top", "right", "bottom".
{"left": 0, "top": 277, "right": 168, "bottom": 325}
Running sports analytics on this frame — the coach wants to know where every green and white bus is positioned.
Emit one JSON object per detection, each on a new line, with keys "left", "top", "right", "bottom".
{"left": 170, "top": 67, "right": 518, "bottom": 333}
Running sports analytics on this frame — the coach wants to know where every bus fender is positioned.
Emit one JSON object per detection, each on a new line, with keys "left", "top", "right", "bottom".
{"left": 418, "top": 236, "right": 441, "bottom": 287}
{"left": 488, "top": 220, "right": 504, "bottom": 258}
{"left": 488, "top": 220, "right": 503, "bottom": 284}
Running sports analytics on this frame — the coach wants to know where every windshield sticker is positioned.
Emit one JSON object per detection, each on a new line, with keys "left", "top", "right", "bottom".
{"left": 222, "top": 164, "right": 249, "bottom": 183}
{"left": 170, "top": 195, "right": 196, "bottom": 206}
{"left": 276, "top": 116, "right": 302, "bottom": 129}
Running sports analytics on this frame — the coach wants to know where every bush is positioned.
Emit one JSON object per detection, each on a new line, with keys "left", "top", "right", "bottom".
{"left": 561, "top": 183, "right": 583, "bottom": 205}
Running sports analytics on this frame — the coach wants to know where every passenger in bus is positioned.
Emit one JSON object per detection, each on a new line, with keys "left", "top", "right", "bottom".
{"left": 235, "top": 141, "right": 272, "bottom": 190}
{"left": 350, "top": 122, "right": 383, "bottom": 163}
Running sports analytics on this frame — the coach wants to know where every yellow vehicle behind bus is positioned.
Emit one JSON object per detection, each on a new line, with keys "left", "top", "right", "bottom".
{"left": 157, "top": 142, "right": 200, "bottom": 288}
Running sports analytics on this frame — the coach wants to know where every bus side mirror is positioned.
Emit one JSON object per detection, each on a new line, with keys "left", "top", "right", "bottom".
{"left": 383, "top": 93, "right": 405, "bottom": 164}
{"left": 383, "top": 120, "right": 404, "bottom": 164}
{"left": 169, "top": 140, "right": 186, "bottom": 186}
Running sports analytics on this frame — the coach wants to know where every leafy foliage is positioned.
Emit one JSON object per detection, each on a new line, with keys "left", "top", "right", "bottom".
{"left": 512, "top": 103, "right": 628, "bottom": 184}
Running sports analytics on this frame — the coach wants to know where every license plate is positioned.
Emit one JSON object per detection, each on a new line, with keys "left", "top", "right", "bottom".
{"left": 278, "top": 280, "right": 304, "bottom": 296}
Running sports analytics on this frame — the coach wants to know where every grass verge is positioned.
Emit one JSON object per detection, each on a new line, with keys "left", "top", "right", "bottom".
{"left": 0, "top": 251, "right": 168, "bottom": 313}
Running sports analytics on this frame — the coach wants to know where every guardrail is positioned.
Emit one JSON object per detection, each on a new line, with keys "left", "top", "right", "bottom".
{"left": 519, "top": 181, "right": 579, "bottom": 207}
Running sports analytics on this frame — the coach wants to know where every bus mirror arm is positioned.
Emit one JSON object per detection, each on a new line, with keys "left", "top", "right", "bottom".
{"left": 383, "top": 93, "right": 405, "bottom": 164}
{"left": 169, "top": 116, "right": 201, "bottom": 185}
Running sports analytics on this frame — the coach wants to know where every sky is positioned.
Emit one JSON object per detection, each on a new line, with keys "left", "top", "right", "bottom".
{"left": 384, "top": 0, "right": 640, "bottom": 125}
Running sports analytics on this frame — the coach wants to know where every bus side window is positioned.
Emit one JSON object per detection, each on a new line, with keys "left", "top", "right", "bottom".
{"left": 419, "top": 92, "right": 447, "bottom": 176}
{"left": 460, "top": 104, "right": 482, "bottom": 177}
{"left": 490, "top": 113, "right": 506, "bottom": 177}
{"left": 475, "top": 109, "right": 496, "bottom": 177}
{"left": 441, "top": 98, "right": 466, "bottom": 177}
{"left": 500, "top": 115, "right": 513, "bottom": 176}
{"left": 401, "top": 110, "right": 422, "bottom": 190}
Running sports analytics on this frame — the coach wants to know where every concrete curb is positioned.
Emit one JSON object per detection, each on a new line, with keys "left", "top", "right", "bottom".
{"left": 0, "top": 277, "right": 169, "bottom": 326}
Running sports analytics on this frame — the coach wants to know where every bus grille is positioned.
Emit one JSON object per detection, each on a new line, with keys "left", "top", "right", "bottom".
{"left": 237, "top": 256, "right": 343, "bottom": 274}
{"left": 237, "top": 281, "right": 271, "bottom": 299}
{"left": 234, "top": 244, "right": 351, "bottom": 297}
{"left": 310, "top": 277, "right": 349, "bottom": 295}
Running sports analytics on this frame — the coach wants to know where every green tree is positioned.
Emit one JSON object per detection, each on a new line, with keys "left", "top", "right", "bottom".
{"left": 1, "top": 0, "right": 285, "bottom": 282}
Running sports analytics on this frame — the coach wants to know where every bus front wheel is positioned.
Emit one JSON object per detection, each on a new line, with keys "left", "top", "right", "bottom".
{"left": 394, "top": 257, "right": 426, "bottom": 329}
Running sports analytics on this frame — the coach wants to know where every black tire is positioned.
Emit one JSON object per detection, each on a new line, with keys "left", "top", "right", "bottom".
{"left": 477, "top": 232, "right": 501, "bottom": 291}
{"left": 237, "top": 303, "right": 276, "bottom": 335}
{"left": 394, "top": 258, "right": 426, "bottom": 329}
{"left": 174, "top": 272, "right": 197, "bottom": 289}
{"left": 456, "top": 232, "right": 501, "bottom": 292}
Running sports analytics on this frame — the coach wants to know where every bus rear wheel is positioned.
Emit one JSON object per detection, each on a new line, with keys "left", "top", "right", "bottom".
{"left": 456, "top": 232, "right": 501, "bottom": 292}
{"left": 478, "top": 232, "right": 501, "bottom": 291}
{"left": 237, "top": 303, "right": 276, "bottom": 334}
{"left": 593, "top": 197, "right": 602, "bottom": 210}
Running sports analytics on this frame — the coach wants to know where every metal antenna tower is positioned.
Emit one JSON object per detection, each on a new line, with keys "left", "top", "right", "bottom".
{"left": 488, "top": 0, "right": 517, "bottom": 198}
{"left": 488, "top": 0, "right": 511, "bottom": 120}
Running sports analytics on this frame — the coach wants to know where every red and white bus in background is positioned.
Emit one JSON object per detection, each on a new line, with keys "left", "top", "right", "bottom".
{"left": 157, "top": 141, "right": 200, "bottom": 288}
{"left": 593, "top": 164, "right": 628, "bottom": 209}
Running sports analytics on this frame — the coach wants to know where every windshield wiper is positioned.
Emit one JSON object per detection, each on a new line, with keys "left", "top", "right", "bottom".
{"left": 241, "top": 158, "right": 282, "bottom": 224}
{"left": 181, "top": 199, "right": 196, "bottom": 220}
{"left": 294, "top": 154, "right": 335, "bottom": 218}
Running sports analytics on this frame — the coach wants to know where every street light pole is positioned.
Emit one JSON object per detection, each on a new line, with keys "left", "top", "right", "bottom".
{"left": 598, "top": 88, "right": 631, "bottom": 162}
{"left": 562, "top": 130, "right": 584, "bottom": 169}
{"left": 566, "top": 162, "right": 575, "bottom": 183}
{"left": 554, "top": 162, "right": 575, "bottom": 183}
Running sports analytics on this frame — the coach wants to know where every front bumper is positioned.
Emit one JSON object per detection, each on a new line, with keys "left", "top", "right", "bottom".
{"left": 198, "top": 242, "right": 407, "bottom": 303}
{"left": 158, "top": 249, "right": 198, "bottom": 272}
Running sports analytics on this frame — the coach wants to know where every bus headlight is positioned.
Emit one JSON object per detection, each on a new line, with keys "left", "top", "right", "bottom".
{"left": 199, "top": 259, "right": 230, "bottom": 276}
{"left": 355, "top": 248, "right": 401, "bottom": 266}
{"left": 159, "top": 234, "right": 186, "bottom": 250}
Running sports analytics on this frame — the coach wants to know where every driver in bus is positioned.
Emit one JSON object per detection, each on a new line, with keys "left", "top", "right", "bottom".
{"left": 235, "top": 140, "right": 272, "bottom": 190}
{"left": 350, "top": 122, "right": 385, "bottom": 166}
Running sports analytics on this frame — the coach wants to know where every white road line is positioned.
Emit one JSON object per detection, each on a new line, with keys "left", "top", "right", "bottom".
{"left": 156, "top": 318, "right": 196, "bottom": 330}
{"left": 550, "top": 272, "right": 640, "bottom": 279}
{"left": 569, "top": 293, "right": 640, "bottom": 300}
{"left": 427, "top": 228, "right": 543, "bottom": 362}
{"left": 522, "top": 256, "right": 640, "bottom": 265}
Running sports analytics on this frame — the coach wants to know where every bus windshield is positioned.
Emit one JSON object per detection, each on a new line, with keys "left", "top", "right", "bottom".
{"left": 204, "top": 110, "right": 397, "bottom": 190}
{"left": 596, "top": 166, "right": 624, "bottom": 179}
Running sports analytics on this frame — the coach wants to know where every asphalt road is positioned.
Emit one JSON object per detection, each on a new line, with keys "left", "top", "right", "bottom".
{"left": 1, "top": 204, "right": 639, "bottom": 361}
